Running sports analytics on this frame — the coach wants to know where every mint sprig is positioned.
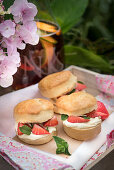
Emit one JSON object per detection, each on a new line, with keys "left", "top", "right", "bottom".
{"left": 80, "top": 115, "right": 90, "bottom": 119}
{"left": 46, "top": 127, "right": 49, "bottom": 132}
{"left": 67, "top": 88, "right": 75, "bottom": 95}
{"left": 53, "top": 136, "right": 71, "bottom": 156}
{"left": 61, "top": 114, "right": 68, "bottom": 121}
{"left": 19, "top": 125, "right": 32, "bottom": 135}
{"left": 30, "top": 123, "right": 34, "bottom": 128}
{"left": 77, "top": 81, "right": 84, "bottom": 84}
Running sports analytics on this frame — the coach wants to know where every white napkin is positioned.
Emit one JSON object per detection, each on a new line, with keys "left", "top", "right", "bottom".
{"left": 0, "top": 84, "right": 114, "bottom": 170}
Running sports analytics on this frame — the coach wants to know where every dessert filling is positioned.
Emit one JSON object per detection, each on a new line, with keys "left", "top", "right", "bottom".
{"left": 18, "top": 127, "right": 56, "bottom": 140}
{"left": 61, "top": 100, "right": 109, "bottom": 128}
{"left": 63, "top": 117, "right": 101, "bottom": 129}
{"left": 15, "top": 116, "right": 58, "bottom": 140}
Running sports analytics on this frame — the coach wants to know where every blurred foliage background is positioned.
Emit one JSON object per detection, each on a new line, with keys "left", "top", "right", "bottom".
{"left": 3, "top": 0, "right": 114, "bottom": 75}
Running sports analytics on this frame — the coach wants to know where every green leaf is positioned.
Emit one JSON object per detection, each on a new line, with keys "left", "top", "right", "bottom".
{"left": 67, "top": 88, "right": 76, "bottom": 95}
{"left": 56, "top": 145, "right": 65, "bottom": 154}
{"left": 19, "top": 125, "right": 32, "bottom": 135}
{"left": 46, "top": 127, "right": 49, "bottom": 132}
{"left": 77, "top": 81, "right": 84, "bottom": 84}
{"left": 30, "top": 123, "right": 33, "bottom": 128}
{"left": 50, "top": 0, "right": 88, "bottom": 33}
{"left": 53, "top": 136, "right": 71, "bottom": 156}
{"left": 64, "top": 45, "right": 113, "bottom": 73}
{"left": 80, "top": 116, "right": 90, "bottom": 119}
{"left": 61, "top": 114, "right": 68, "bottom": 121}
{"left": 35, "top": 10, "right": 53, "bottom": 21}
{"left": 3, "top": 0, "right": 14, "bottom": 10}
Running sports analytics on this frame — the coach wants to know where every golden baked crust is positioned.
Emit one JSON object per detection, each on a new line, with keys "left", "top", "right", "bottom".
{"left": 38, "top": 71, "right": 77, "bottom": 98}
{"left": 39, "top": 71, "right": 71, "bottom": 89}
{"left": 63, "top": 123, "right": 101, "bottom": 140}
{"left": 14, "top": 98, "right": 54, "bottom": 123}
{"left": 17, "top": 130, "right": 56, "bottom": 145}
{"left": 54, "top": 91, "right": 97, "bottom": 116}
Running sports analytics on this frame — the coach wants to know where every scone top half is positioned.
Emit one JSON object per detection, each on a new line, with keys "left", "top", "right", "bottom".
{"left": 38, "top": 71, "right": 77, "bottom": 99}
{"left": 54, "top": 91, "right": 97, "bottom": 116}
{"left": 14, "top": 98, "right": 54, "bottom": 123}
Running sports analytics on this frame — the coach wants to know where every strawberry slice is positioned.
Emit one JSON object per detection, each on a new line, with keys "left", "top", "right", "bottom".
{"left": 67, "top": 116, "right": 90, "bottom": 123}
{"left": 87, "top": 111, "right": 109, "bottom": 120}
{"left": 43, "top": 116, "right": 58, "bottom": 127}
{"left": 32, "top": 124, "right": 50, "bottom": 135}
{"left": 96, "top": 101, "right": 109, "bottom": 115}
{"left": 76, "top": 83, "right": 87, "bottom": 91}
{"left": 87, "top": 101, "right": 109, "bottom": 120}
{"left": 17, "top": 122, "right": 24, "bottom": 135}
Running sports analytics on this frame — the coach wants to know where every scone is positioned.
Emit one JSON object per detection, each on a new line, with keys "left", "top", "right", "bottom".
{"left": 55, "top": 91, "right": 102, "bottom": 140}
{"left": 14, "top": 98, "right": 58, "bottom": 145}
{"left": 38, "top": 70, "right": 77, "bottom": 101}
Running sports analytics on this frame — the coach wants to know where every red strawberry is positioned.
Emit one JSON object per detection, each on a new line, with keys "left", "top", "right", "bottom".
{"left": 87, "top": 111, "right": 109, "bottom": 120}
{"left": 96, "top": 101, "right": 109, "bottom": 115}
{"left": 76, "top": 83, "right": 87, "bottom": 91}
{"left": 87, "top": 101, "right": 109, "bottom": 120}
{"left": 43, "top": 116, "right": 58, "bottom": 127}
{"left": 32, "top": 124, "right": 50, "bottom": 135}
{"left": 67, "top": 116, "right": 90, "bottom": 123}
{"left": 17, "top": 122, "right": 24, "bottom": 135}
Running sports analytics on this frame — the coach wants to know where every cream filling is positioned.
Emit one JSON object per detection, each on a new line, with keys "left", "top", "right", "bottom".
{"left": 63, "top": 117, "right": 101, "bottom": 129}
{"left": 15, "top": 123, "right": 56, "bottom": 140}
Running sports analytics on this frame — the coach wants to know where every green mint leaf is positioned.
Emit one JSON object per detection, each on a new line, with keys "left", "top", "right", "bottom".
{"left": 61, "top": 114, "right": 68, "bottom": 121}
{"left": 80, "top": 116, "right": 90, "bottom": 119}
{"left": 67, "top": 88, "right": 75, "bottom": 95}
{"left": 56, "top": 146, "right": 65, "bottom": 154}
{"left": 65, "top": 147, "right": 71, "bottom": 156}
{"left": 46, "top": 127, "right": 49, "bottom": 132}
{"left": 77, "top": 81, "right": 84, "bottom": 84}
{"left": 53, "top": 136, "right": 71, "bottom": 156}
{"left": 19, "top": 125, "right": 32, "bottom": 135}
{"left": 30, "top": 123, "right": 33, "bottom": 128}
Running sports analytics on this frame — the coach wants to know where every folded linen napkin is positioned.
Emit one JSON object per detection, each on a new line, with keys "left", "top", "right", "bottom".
{"left": 96, "top": 74, "right": 114, "bottom": 96}
{"left": 0, "top": 132, "right": 73, "bottom": 170}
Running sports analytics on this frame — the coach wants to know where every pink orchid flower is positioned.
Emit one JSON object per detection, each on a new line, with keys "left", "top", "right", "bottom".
{"left": 3, "top": 32, "right": 26, "bottom": 56}
{"left": 0, "top": 51, "right": 20, "bottom": 88}
{"left": 0, "top": 75, "right": 13, "bottom": 87}
{"left": 10, "top": 0, "right": 37, "bottom": 24}
{"left": 0, "top": 0, "right": 38, "bottom": 88}
{"left": 0, "top": 49, "right": 5, "bottom": 61}
{"left": 0, "top": 20, "right": 15, "bottom": 38}
{"left": 17, "top": 21, "right": 39, "bottom": 45}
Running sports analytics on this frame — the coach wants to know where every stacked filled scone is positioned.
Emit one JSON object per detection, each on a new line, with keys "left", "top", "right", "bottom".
{"left": 38, "top": 70, "right": 109, "bottom": 141}
{"left": 54, "top": 91, "right": 101, "bottom": 140}
{"left": 14, "top": 98, "right": 58, "bottom": 145}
